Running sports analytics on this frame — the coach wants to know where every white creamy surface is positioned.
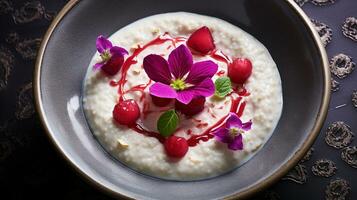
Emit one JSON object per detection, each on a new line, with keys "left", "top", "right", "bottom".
{"left": 83, "top": 12, "right": 283, "bottom": 180}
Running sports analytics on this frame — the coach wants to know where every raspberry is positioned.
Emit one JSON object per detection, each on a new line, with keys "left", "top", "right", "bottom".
{"left": 187, "top": 26, "right": 215, "bottom": 54}
{"left": 175, "top": 96, "right": 205, "bottom": 116}
{"left": 151, "top": 95, "right": 172, "bottom": 107}
{"left": 113, "top": 99, "right": 140, "bottom": 125}
{"left": 102, "top": 56, "right": 124, "bottom": 76}
{"left": 228, "top": 58, "right": 252, "bottom": 84}
{"left": 164, "top": 136, "right": 189, "bottom": 158}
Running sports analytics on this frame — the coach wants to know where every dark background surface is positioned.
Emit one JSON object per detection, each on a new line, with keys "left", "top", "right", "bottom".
{"left": 0, "top": 0, "right": 356, "bottom": 199}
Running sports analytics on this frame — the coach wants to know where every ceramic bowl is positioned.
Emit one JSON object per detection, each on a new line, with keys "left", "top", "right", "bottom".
{"left": 34, "top": 0, "right": 330, "bottom": 199}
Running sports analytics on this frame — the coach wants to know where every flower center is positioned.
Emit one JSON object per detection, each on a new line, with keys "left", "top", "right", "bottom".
{"left": 100, "top": 50, "right": 111, "bottom": 62}
{"left": 229, "top": 127, "right": 243, "bottom": 137}
{"left": 170, "top": 79, "right": 186, "bottom": 90}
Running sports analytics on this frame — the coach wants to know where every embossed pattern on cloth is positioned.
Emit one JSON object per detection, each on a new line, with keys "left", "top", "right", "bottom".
{"left": 295, "top": 0, "right": 338, "bottom": 7}
{"left": 329, "top": 53, "right": 355, "bottom": 79}
{"left": 311, "top": 0, "right": 337, "bottom": 6}
{"left": 325, "top": 179, "right": 351, "bottom": 200}
{"left": 352, "top": 90, "right": 357, "bottom": 108}
{"left": 12, "top": 1, "right": 54, "bottom": 24}
{"left": 311, "top": 159, "right": 337, "bottom": 177}
{"left": 325, "top": 121, "right": 354, "bottom": 149}
{"left": 341, "top": 146, "right": 357, "bottom": 169}
{"left": 282, "top": 164, "right": 308, "bottom": 184}
{"left": 5, "top": 32, "right": 42, "bottom": 60}
{"left": 0, "top": 46, "right": 14, "bottom": 91}
{"left": 0, "top": 0, "right": 356, "bottom": 199}
{"left": 331, "top": 78, "right": 340, "bottom": 92}
{"left": 0, "top": 0, "right": 12, "bottom": 15}
{"left": 15, "top": 82, "right": 34, "bottom": 120}
{"left": 294, "top": 0, "right": 310, "bottom": 7}
{"left": 300, "top": 147, "right": 314, "bottom": 163}
{"left": 311, "top": 18, "right": 332, "bottom": 47}
{"left": 342, "top": 17, "right": 357, "bottom": 42}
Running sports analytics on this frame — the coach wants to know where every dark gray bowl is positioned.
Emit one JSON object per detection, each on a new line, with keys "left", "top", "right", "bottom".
{"left": 34, "top": 0, "right": 330, "bottom": 199}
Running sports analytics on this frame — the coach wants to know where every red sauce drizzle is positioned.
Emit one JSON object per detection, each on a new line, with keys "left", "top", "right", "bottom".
{"left": 196, "top": 122, "right": 209, "bottom": 128}
{"left": 230, "top": 95, "right": 246, "bottom": 117}
{"left": 125, "top": 80, "right": 152, "bottom": 102}
{"left": 233, "top": 85, "right": 251, "bottom": 96}
{"left": 207, "top": 108, "right": 217, "bottom": 119}
{"left": 187, "top": 115, "right": 228, "bottom": 146}
{"left": 110, "top": 80, "right": 118, "bottom": 87}
{"left": 217, "top": 70, "right": 226, "bottom": 76}
{"left": 130, "top": 124, "right": 165, "bottom": 143}
{"left": 237, "top": 101, "right": 246, "bottom": 117}
{"left": 142, "top": 100, "right": 152, "bottom": 119}
{"left": 109, "top": 33, "right": 249, "bottom": 146}
{"left": 187, "top": 129, "right": 193, "bottom": 135}
{"left": 209, "top": 50, "right": 231, "bottom": 65}
{"left": 230, "top": 96, "right": 242, "bottom": 113}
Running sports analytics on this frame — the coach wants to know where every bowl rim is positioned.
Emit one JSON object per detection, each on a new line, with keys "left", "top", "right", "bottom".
{"left": 33, "top": 0, "right": 331, "bottom": 199}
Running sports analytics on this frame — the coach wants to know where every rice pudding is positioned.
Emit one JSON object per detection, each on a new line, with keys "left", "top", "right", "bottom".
{"left": 83, "top": 12, "right": 283, "bottom": 180}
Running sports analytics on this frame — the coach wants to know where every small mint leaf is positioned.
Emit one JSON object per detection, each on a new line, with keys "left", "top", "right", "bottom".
{"left": 157, "top": 109, "right": 179, "bottom": 137}
{"left": 215, "top": 77, "right": 233, "bottom": 98}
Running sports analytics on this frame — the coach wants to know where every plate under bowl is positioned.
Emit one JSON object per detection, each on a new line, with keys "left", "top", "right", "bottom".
{"left": 34, "top": 0, "right": 330, "bottom": 199}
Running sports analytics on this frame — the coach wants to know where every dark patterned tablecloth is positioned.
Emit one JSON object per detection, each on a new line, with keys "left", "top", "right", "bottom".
{"left": 0, "top": 0, "right": 356, "bottom": 199}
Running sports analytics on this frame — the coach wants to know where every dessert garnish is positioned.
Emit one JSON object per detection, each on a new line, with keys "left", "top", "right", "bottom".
{"left": 228, "top": 58, "right": 252, "bottom": 84}
{"left": 98, "top": 26, "right": 255, "bottom": 158}
{"left": 213, "top": 113, "right": 252, "bottom": 150}
{"left": 94, "top": 35, "right": 128, "bottom": 76}
{"left": 214, "top": 77, "right": 233, "bottom": 98}
{"left": 143, "top": 44, "right": 218, "bottom": 104}
{"left": 157, "top": 109, "right": 179, "bottom": 137}
{"left": 117, "top": 139, "right": 129, "bottom": 149}
{"left": 164, "top": 135, "right": 189, "bottom": 158}
{"left": 187, "top": 26, "right": 215, "bottom": 54}
{"left": 175, "top": 96, "right": 205, "bottom": 116}
{"left": 150, "top": 95, "right": 172, "bottom": 107}
{"left": 113, "top": 99, "right": 140, "bottom": 125}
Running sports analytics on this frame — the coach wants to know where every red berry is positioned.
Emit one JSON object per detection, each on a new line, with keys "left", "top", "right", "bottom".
{"left": 164, "top": 136, "right": 189, "bottom": 158}
{"left": 175, "top": 96, "right": 205, "bottom": 116}
{"left": 187, "top": 26, "right": 215, "bottom": 54}
{"left": 113, "top": 99, "right": 140, "bottom": 125}
{"left": 102, "top": 56, "right": 124, "bottom": 76}
{"left": 150, "top": 95, "right": 172, "bottom": 107}
{"left": 228, "top": 58, "right": 253, "bottom": 84}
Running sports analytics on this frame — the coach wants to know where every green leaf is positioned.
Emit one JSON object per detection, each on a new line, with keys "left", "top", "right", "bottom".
{"left": 157, "top": 109, "right": 179, "bottom": 137}
{"left": 214, "top": 77, "right": 233, "bottom": 98}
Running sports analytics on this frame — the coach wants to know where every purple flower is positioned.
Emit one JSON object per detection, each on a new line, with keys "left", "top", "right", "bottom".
{"left": 94, "top": 35, "right": 128, "bottom": 75}
{"left": 143, "top": 44, "right": 218, "bottom": 104}
{"left": 213, "top": 113, "right": 252, "bottom": 150}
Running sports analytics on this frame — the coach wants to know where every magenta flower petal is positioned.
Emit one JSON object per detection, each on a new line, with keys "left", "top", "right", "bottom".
{"left": 168, "top": 45, "right": 193, "bottom": 79}
{"left": 110, "top": 46, "right": 128, "bottom": 56}
{"left": 226, "top": 113, "right": 243, "bottom": 129}
{"left": 176, "top": 89, "right": 195, "bottom": 104}
{"left": 149, "top": 82, "right": 177, "bottom": 98}
{"left": 185, "top": 60, "right": 218, "bottom": 84}
{"left": 214, "top": 113, "right": 251, "bottom": 151}
{"left": 213, "top": 128, "right": 231, "bottom": 143}
{"left": 190, "top": 78, "right": 215, "bottom": 97}
{"left": 144, "top": 54, "right": 172, "bottom": 84}
{"left": 94, "top": 62, "right": 104, "bottom": 70}
{"left": 96, "top": 35, "right": 112, "bottom": 53}
{"left": 227, "top": 134, "right": 243, "bottom": 150}
{"left": 241, "top": 120, "right": 252, "bottom": 131}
